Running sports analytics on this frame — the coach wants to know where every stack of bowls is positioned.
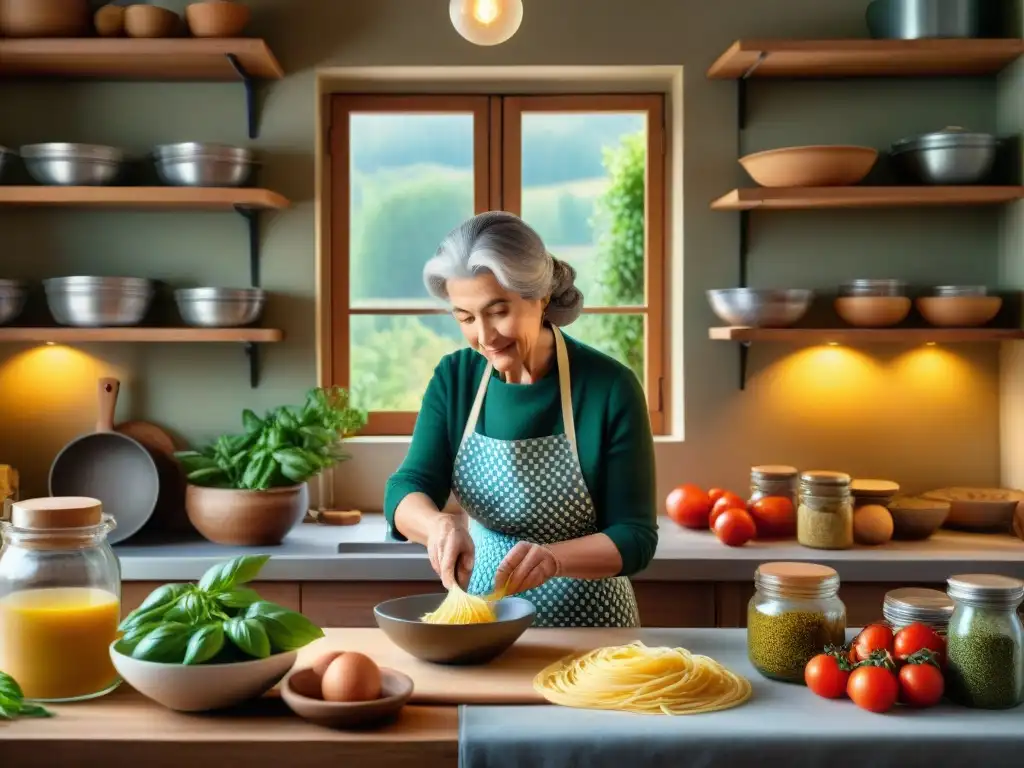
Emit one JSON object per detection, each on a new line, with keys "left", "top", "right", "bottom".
{"left": 153, "top": 143, "right": 255, "bottom": 187}
{"left": 0, "top": 280, "right": 27, "bottom": 326}
{"left": 174, "top": 287, "right": 266, "bottom": 328}
{"left": 20, "top": 143, "right": 123, "bottom": 186}
{"left": 835, "top": 279, "right": 911, "bottom": 327}
{"left": 917, "top": 285, "right": 1001, "bottom": 327}
{"left": 44, "top": 276, "right": 154, "bottom": 327}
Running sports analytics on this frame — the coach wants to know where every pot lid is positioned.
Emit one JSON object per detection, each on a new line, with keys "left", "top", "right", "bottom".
{"left": 891, "top": 126, "right": 999, "bottom": 154}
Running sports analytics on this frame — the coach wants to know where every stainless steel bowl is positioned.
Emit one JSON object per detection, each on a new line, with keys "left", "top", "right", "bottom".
{"left": 933, "top": 285, "right": 988, "bottom": 297}
{"left": 44, "top": 276, "right": 154, "bottom": 327}
{"left": 19, "top": 143, "right": 124, "bottom": 186}
{"left": 707, "top": 288, "right": 814, "bottom": 328}
{"left": 153, "top": 143, "right": 255, "bottom": 187}
{"left": 0, "top": 280, "right": 27, "bottom": 326}
{"left": 175, "top": 287, "right": 266, "bottom": 327}
{"left": 866, "top": 0, "right": 992, "bottom": 40}
{"left": 0, "top": 147, "right": 13, "bottom": 181}
{"left": 889, "top": 127, "right": 998, "bottom": 185}
{"left": 839, "top": 279, "right": 908, "bottom": 298}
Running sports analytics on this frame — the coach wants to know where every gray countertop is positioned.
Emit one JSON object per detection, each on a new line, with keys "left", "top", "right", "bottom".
{"left": 113, "top": 515, "right": 1024, "bottom": 583}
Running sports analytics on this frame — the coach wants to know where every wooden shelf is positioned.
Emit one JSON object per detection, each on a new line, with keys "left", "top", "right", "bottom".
{"left": 707, "top": 39, "right": 1024, "bottom": 79}
{"left": 0, "top": 186, "right": 290, "bottom": 210}
{"left": 710, "top": 327, "right": 1024, "bottom": 343}
{"left": 0, "top": 38, "right": 283, "bottom": 80}
{"left": 711, "top": 186, "right": 1024, "bottom": 210}
{"left": 0, "top": 327, "right": 283, "bottom": 343}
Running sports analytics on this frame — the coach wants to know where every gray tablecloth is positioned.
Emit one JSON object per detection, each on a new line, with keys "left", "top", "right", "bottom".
{"left": 459, "top": 628, "right": 1022, "bottom": 768}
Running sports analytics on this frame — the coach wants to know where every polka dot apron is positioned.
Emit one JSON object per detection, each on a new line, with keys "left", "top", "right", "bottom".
{"left": 452, "top": 326, "right": 640, "bottom": 628}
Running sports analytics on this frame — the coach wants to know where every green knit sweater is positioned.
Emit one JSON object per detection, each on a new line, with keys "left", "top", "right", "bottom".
{"left": 383, "top": 332, "right": 659, "bottom": 576}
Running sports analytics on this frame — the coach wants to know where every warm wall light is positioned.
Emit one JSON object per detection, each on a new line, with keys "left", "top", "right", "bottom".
{"left": 449, "top": 0, "right": 523, "bottom": 46}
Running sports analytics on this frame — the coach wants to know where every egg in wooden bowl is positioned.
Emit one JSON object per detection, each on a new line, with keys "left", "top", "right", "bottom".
{"left": 281, "top": 650, "right": 413, "bottom": 729}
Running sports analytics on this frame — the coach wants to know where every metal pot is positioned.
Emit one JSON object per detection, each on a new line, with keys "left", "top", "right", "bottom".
{"left": 865, "top": 0, "right": 997, "bottom": 40}
{"left": 44, "top": 276, "right": 154, "bottom": 327}
{"left": 19, "top": 143, "right": 124, "bottom": 186}
{"left": 174, "top": 287, "right": 266, "bottom": 327}
{"left": 889, "top": 127, "right": 999, "bottom": 185}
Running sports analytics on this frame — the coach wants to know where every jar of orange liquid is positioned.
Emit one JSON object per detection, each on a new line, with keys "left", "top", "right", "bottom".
{"left": 0, "top": 496, "right": 122, "bottom": 702}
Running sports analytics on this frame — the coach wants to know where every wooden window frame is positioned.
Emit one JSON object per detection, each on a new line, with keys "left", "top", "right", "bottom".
{"left": 327, "top": 93, "right": 667, "bottom": 436}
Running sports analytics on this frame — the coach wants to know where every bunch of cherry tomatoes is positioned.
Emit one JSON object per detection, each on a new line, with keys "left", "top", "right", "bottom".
{"left": 665, "top": 483, "right": 796, "bottom": 546}
{"left": 804, "top": 622, "right": 946, "bottom": 713}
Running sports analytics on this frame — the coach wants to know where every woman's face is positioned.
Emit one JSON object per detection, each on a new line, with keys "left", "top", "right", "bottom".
{"left": 447, "top": 273, "right": 546, "bottom": 375}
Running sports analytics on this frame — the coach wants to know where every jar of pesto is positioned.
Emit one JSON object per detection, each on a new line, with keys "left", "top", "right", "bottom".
{"left": 946, "top": 574, "right": 1024, "bottom": 710}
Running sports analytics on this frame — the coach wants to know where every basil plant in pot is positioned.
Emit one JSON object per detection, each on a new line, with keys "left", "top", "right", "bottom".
{"left": 175, "top": 387, "right": 367, "bottom": 546}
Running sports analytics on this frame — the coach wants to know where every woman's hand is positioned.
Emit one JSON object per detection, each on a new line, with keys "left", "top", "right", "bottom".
{"left": 495, "top": 541, "right": 561, "bottom": 596}
{"left": 426, "top": 515, "right": 474, "bottom": 589}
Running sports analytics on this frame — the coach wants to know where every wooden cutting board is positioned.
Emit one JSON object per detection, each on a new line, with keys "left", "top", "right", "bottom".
{"left": 291, "top": 627, "right": 640, "bottom": 705}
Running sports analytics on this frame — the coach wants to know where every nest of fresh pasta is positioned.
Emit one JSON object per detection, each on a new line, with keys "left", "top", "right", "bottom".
{"left": 421, "top": 583, "right": 507, "bottom": 625}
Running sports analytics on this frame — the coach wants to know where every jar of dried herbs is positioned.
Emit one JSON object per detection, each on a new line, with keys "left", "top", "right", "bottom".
{"left": 945, "top": 574, "right": 1024, "bottom": 709}
{"left": 747, "top": 561, "right": 847, "bottom": 683}
{"left": 797, "top": 471, "right": 853, "bottom": 550}
{"left": 882, "top": 587, "right": 954, "bottom": 635}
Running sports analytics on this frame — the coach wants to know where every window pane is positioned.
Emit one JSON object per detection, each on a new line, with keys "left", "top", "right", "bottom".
{"left": 519, "top": 112, "right": 648, "bottom": 307}
{"left": 350, "top": 315, "right": 466, "bottom": 412}
{"left": 349, "top": 112, "right": 477, "bottom": 307}
{"left": 566, "top": 313, "right": 645, "bottom": 385}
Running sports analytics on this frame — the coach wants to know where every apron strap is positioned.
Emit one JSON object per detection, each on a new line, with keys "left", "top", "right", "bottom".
{"left": 458, "top": 326, "right": 578, "bottom": 459}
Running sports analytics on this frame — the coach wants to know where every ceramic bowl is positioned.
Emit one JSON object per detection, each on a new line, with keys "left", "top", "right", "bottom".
{"left": 374, "top": 593, "right": 536, "bottom": 665}
{"left": 888, "top": 496, "right": 950, "bottom": 540}
{"left": 739, "top": 145, "right": 878, "bottom": 187}
{"left": 110, "top": 643, "right": 296, "bottom": 712}
{"left": 835, "top": 296, "right": 912, "bottom": 328}
{"left": 916, "top": 296, "right": 1002, "bottom": 327}
{"left": 921, "top": 487, "right": 1024, "bottom": 532}
{"left": 281, "top": 667, "right": 413, "bottom": 729}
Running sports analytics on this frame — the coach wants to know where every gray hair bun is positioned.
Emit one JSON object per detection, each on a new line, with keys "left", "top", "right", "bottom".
{"left": 545, "top": 256, "right": 584, "bottom": 326}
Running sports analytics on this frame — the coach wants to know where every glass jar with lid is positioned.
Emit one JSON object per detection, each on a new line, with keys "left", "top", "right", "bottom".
{"left": 797, "top": 471, "right": 853, "bottom": 550}
{"left": 747, "top": 561, "right": 847, "bottom": 683}
{"left": 882, "top": 587, "right": 954, "bottom": 635}
{"left": 0, "top": 497, "right": 122, "bottom": 702}
{"left": 749, "top": 465, "right": 798, "bottom": 538}
{"left": 945, "top": 574, "right": 1024, "bottom": 709}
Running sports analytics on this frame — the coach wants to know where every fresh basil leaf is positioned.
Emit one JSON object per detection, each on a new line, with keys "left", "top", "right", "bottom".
{"left": 242, "top": 409, "right": 264, "bottom": 433}
{"left": 131, "top": 622, "right": 192, "bottom": 663}
{"left": 0, "top": 671, "right": 22, "bottom": 703}
{"left": 198, "top": 554, "right": 271, "bottom": 593}
{"left": 164, "top": 591, "right": 205, "bottom": 624}
{"left": 214, "top": 587, "right": 262, "bottom": 610}
{"left": 118, "top": 584, "right": 192, "bottom": 632}
{"left": 251, "top": 608, "right": 325, "bottom": 652}
{"left": 183, "top": 624, "right": 225, "bottom": 665}
{"left": 224, "top": 617, "right": 271, "bottom": 659}
{"left": 17, "top": 703, "right": 53, "bottom": 718}
{"left": 0, "top": 701, "right": 20, "bottom": 720}
{"left": 117, "top": 621, "right": 163, "bottom": 653}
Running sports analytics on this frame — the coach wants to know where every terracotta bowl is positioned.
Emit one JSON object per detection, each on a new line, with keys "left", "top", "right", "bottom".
{"left": 835, "top": 296, "right": 912, "bottom": 327}
{"left": 281, "top": 667, "right": 413, "bottom": 730}
{"left": 921, "top": 487, "right": 1024, "bottom": 532}
{"left": 374, "top": 593, "right": 536, "bottom": 665}
{"left": 888, "top": 497, "right": 950, "bottom": 541}
{"left": 124, "top": 5, "right": 180, "bottom": 38}
{"left": 916, "top": 296, "right": 1002, "bottom": 327}
{"left": 0, "top": 0, "right": 90, "bottom": 37}
{"left": 185, "top": 482, "right": 309, "bottom": 546}
{"left": 185, "top": 1, "right": 251, "bottom": 37}
{"left": 740, "top": 145, "right": 878, "bottom": 187}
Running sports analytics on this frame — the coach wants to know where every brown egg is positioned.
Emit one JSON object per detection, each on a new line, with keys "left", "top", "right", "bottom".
{"left": 320, "top": 652, "right": 382, "bottom": 703}
{"left": 312, "top": 650, "right": 346, "bottom": 678}
{"left": 288, "top": 670, "right": 324, "bottom": 700}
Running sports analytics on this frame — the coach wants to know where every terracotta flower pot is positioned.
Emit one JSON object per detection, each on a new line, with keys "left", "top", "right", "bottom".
{"left": 185, "top": 483, "right": 309, "bottom": 546}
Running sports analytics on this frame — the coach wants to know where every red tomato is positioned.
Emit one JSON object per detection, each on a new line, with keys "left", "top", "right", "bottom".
{"left": 665, "top": 484, "right": 711, "bottom": 529}
{"left": 898, "top": 659, "right": 944, "bottom": 708}
{"left": 894, "top": 623, "right": 945, "bottom": 666}
{"left": 710, "top": 493, "right": 746, "bottom": 526}
{"left": 713, "top": 508, "right": 756, "bottom": 547}
{"left": 707, "top": 488, "right": 727, "bottom": 505}
{"left": 804, "top": 653, "right": 850, "bottom": 699}
{"left": 852, "top": 624, "right": 894, "bottom": 663}
{"left": 847, "top": 666, "right": 899, "bottom": 713}
{"left": 749, "top": 496, "right": 796, "bottom": 538}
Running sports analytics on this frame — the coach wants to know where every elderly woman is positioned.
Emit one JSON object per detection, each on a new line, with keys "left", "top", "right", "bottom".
{"left": 384, "top": 211, "right": 658, "bottom": 628}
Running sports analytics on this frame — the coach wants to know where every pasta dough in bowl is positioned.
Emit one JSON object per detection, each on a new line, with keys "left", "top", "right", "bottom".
{"left": 373, "top": 591, "right": 536, "bottom": 665}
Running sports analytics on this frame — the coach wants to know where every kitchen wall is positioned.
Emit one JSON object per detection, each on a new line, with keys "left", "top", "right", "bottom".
{"left": 0, "top": 0, "right": 1013, "bottom": 507}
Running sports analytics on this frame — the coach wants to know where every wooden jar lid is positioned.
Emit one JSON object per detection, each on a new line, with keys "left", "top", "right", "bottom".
{"left": 10, "top": 497, "right": 103, "bottom": 530}
{"left": 756, "top": 561, "right": 839, "bottom": 587}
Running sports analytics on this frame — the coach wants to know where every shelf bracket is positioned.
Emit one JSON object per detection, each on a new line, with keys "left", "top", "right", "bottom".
{"left": 738, "top": 342, "right": 750, "bottom": 391}
{"left": 233, "top": 206, "right": 261, "bottom": 287}
{"left": 244, "top": 342, "right": 260, "bottom": 388}
{"left": 225, "top": 53, "right": 259, "bottom": 140}
{"left": 739, "top": 209, "right": 750, "bottom": 288}
{"left": 737, "top": 52, "right": 767, "bottom": 133}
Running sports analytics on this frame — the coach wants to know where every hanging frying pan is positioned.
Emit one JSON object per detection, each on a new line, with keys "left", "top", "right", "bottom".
{"left": 49, "top": 377, "right": 160, "bottom": 545}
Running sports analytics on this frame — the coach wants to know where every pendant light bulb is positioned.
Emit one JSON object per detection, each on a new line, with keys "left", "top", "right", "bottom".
{"left": 449, "top": 0, "right": 523, "bottom": 46}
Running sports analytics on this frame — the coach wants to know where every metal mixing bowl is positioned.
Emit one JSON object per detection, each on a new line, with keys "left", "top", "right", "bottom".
{"left": 889, "top": 128, "right": 998, "bottom": 185}
{"left": 0, "top": 280, "right": 28, "bottom": 325}
{"left": 933, "top": 285, "right": 988, "bottom": 297}
{"left": 839, "top": 279, "right": 908, "bottom": 298}
{"left": 19, "top": 143, "right": 124, "bottom": 186}
{"left": 44, "top": 276, "right": 154, "bottom": 327}
{"left": 707, "top": 288, "right": 814, "bottom": 328}
{"left": 175, "top": 287, "right": 266, "bottom": 327}
{"left": 153, "top": 143, "right": 255, "bottom": 187}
